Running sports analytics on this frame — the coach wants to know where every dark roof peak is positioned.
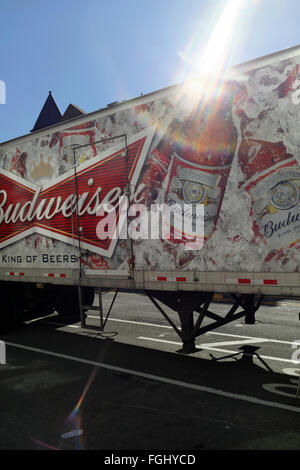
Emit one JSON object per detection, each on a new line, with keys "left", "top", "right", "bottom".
{"left": 31, "top": 92, "right": 62, "bottom": 132}
{"left": 61, "top": 103, "right": 85, "bottom": 122}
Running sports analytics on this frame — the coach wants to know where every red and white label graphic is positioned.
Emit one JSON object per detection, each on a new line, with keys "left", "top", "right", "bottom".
{"left": 0, "top": 127, "right": 155, "bottom": 258}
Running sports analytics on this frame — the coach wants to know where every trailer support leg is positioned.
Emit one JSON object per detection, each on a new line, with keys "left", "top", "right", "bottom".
{"left": 146, "top": 291, "right": 212, "bottom": 354}
{"left": 178, "top": 309, "right": 197, "bottom": 354}
{"left": 242, "top": 294, "right": 256, "bottom": 324}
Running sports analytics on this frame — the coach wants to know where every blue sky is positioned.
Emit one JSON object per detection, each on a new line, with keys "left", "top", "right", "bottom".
{"left": 0, "top": 0, "right": 300, "bottom": 143}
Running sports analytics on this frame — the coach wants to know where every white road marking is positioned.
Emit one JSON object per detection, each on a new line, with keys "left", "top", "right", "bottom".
{"left": 88, "top": 316, "right": 297, "bottom": 346}
{"left": 5, "top": 340, "right": 300, "bottom": 414}
{"left": 282, "top": 368, "right": 300, "bottom": 377}
{"left": 87, "top": 315, "right": 172, "bottom": 329}
{"left": 206, "top": 330, "right": 297, "bottom": 346}
{"left": 200, "top": 338, "right": 268, "bottom": 348}
{"left": 265, "top": 302, "right": 300, "bottom": 308}
{"left": 138, "top": 336, "right": 299, "bottom": 364}
{"left": 25, "top": 315, "right": 57, "bottom": 324}
{"left": 28, "top": 316, "right": 80, "bottom": 329}
{"left": 262, "top": 380, "right": 299, "bottom": 399}
{"left": 42, "top": 321, "right": 80, "bottom": 329}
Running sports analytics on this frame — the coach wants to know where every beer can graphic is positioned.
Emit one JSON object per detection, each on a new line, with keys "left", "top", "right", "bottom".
{"left": 163, "top": 152, "right": 231, "bottom": 241}
{"left": 239, "top": 138, "right": 300, "bottom": 253}
{"left": 234, "top": 59, "right": 300, "bottom": 268}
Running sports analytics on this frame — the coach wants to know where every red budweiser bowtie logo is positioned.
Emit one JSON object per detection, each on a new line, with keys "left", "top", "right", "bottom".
{"left": 0, "top": 127, "right": 155, "bottom": 257}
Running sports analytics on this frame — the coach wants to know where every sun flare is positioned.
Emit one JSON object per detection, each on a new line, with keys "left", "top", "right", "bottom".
{"left": 177, "top": 0, "right": 255, "bottom": 102}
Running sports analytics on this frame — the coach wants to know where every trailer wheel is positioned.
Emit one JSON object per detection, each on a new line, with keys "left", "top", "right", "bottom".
{"left": 0, "top": 284, "right": 24, "bottom": 331}
{"left": 55, "top": 286, "right": 94, "bottom": 318}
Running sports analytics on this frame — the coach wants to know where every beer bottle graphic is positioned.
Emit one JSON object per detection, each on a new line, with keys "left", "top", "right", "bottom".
{"left": 165, "top": 83, "right": 238, "bottom": 241}
{"left": 140, "top": 84, "right": 238, "bottom": 245}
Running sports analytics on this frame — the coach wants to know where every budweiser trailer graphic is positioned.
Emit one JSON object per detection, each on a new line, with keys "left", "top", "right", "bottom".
{"left": 1, "top": 45, "right": 300, "bottom": 352}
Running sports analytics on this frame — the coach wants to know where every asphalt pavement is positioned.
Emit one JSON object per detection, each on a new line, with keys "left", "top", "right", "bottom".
{"left": 1, "top": 292, "right": 300, "bottom": 451}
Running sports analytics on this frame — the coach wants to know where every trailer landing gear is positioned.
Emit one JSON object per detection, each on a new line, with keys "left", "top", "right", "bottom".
{"left": 78, "top": 287, "right": 119, "bottom": 331}
{"left": 145, "top": 291, "right": 264, "bottom": 354}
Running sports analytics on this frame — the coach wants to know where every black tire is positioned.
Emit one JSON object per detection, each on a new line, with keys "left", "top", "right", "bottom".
{"left": 55, "top": 286, "right": 94, "bottom": 318}
{"left": 0, "top": 283, "right": 24, "bottom": 332}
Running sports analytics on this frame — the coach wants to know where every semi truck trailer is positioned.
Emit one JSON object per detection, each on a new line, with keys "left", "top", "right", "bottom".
{"left": 1, "top": 45, "right": 300, "bottom": 352}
